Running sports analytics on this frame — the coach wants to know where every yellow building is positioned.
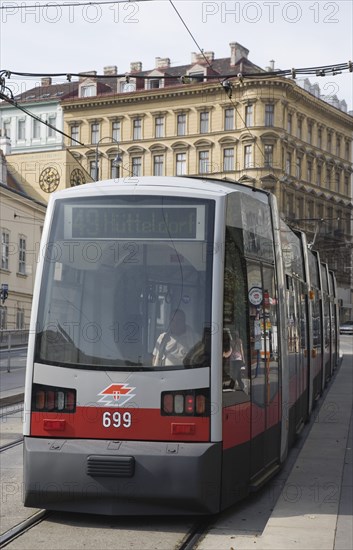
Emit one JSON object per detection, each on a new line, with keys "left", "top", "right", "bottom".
{"left": 2, "top": 43, "right": 353, "bottom": 313}
{"left": 0, "top": 150, "right": 46, "bottom": 330}
{"left": 62, "top": 67, "right": 353, "bottom": 291}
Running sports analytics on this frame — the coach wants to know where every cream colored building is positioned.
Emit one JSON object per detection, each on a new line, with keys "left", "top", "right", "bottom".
{"left": 2, "top": 43, "right": 352, "bottom": 315}
{"left": 62, "top": 72, "right": 353, "bottom": 299}
{"left": 0, "top": 150, "right": 46, "bottom": 330}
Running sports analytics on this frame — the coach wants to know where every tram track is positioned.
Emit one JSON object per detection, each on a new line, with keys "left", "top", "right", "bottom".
{"left": 0, "top": 437, "right": 23, "bottom": 453}
{"left": 0, "top": 403, "right": 24, "bottom": 419}
{"left": 0, "top": 510, "right": 51, "bottom": 548}
{"left": 177, "top": 518, "right": 212, "bottom": 550}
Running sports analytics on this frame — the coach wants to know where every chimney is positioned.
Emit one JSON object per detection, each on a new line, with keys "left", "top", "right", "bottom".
{"left": 203, "top": 51, "right": 214, "bottom": 62}
{"left": 78, "top": 71, "right": 97, "bottom": 82}
{"left": 191, "top": 52, "right": 214, "bottom": 64}
{"left": 103, "top": 65, "right": 118, "bottom": 76}
{"left": 155, "top": 57, "right": 171, "bottom": 69}
{"left": 266, "top": 59, "right": 275, "bottom": 71}
{"left": 229, "top": 42, "right": 249, "bottom": 66}
{"left": 130, "top": 62, "right": 142, "bottom": 73}
{"left": 41, "top": 77, "right": 52, "bottom": 86}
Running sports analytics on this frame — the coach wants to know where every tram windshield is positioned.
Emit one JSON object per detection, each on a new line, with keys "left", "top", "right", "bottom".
{"left": 35, "top": 195, "right": 214, "bottom": 370}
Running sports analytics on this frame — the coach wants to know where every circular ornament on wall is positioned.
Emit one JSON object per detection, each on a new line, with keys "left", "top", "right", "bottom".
{"left": 39, "top": 166, "right": 60, "bottom": 193}
{"left": 70, "top": 168, "right": 86, "bottom": 187}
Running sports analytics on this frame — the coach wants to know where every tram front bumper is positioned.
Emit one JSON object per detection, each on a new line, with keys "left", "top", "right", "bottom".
{"left": 23, "top": 437, "right": 222, "bottom": 515}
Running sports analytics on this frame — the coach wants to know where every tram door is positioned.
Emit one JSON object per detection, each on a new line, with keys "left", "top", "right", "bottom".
{"left": 248, "top": 263, "right": 280, "bottom": 480}
{"left": 286, "top": 277, "right": 309, "bottom": 440}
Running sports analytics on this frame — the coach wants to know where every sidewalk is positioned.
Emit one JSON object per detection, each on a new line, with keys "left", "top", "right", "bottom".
{"left": 199, "top": 352, "right": 353, "bottom": 550}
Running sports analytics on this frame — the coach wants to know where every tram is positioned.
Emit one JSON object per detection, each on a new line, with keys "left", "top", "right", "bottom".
{"left": 23, "top": 176, "right": 339, "bottom": 515}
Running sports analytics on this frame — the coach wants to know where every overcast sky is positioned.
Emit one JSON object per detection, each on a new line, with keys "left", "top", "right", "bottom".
{"left": 1, "top": 0, "right": 352, "bottom": 109}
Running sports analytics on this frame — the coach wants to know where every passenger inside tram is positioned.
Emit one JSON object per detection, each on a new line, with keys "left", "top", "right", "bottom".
{"left": 152, "top": 309, "right": 197, "bottom": 366}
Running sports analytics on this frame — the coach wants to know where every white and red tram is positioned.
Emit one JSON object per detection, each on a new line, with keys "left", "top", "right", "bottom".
{"left": 23, "top": 176, "right": 338, "bottom": 515}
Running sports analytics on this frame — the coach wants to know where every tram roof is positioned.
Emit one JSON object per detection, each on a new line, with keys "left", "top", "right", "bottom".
{"left": 53, "top": 177, "right": 270, "bottom": 203}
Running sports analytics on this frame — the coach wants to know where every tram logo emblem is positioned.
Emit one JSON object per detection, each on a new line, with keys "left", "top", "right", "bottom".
{"left": 98, "top": 383, "right": 136, "bottom": 407}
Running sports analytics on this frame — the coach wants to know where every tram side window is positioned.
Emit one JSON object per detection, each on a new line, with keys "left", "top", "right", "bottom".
{"left": 222, "top": 228, "right": 250, "bottom": 403}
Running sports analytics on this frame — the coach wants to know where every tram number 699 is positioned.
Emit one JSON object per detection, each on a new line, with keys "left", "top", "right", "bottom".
{"left": 102, "top": 411, "right": 132, "bottom": 428}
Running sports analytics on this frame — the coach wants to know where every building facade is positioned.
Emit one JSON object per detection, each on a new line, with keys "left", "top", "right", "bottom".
{"left": 1, "top": 43, "right": 352, "bottom": 316}
{"left": 0, "top": 149, "right": 46, "bottom": 330}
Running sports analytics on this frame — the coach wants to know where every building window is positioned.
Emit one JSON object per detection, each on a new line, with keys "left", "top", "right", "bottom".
{"left": 223, "top": 148, "right": 234, "bottom": 171}
{"left": 81, "top": 85, "right": 95, "bottom": 97}
{"left": 177, "top": 113, "right": 186, "bottom": 136}
{"left": 317, "top": 164, "right": 322, "bottom": 186}
{"left": 336, "top": 137, "right": 341, "bottom": 157}
{"left": 287, "top": 113, "right": 292, "bottom": 134}
{"left": 149, "top": 79, "right": 161, "bottom": 89}
{"left": 345, "top": 141, "right": 350, "bottom": 161}
{"left": 71, "top": 124, "right": 79, "bottom": 145}
{"left": 112, "top": 120, "right": 121, "bottom": 142}
{"left": 327, "top": 132, "right": 332, "bottom": 152}
{"left": 110, "top": 158, "right": 120, "bottom": 179}
{"left": 245, "top": 105, "right": 253, "bottom": 127}
{"left": 297, "top": 118, "right": 302, "bottom": 139}
{"left": 264, "top": 144, "right": 273, "bottom": 168}
{"left": 155, "top": 116, "right": 164, "bottom": 138}
{"left": 335, "top": 171, "right": 340, "bottom": 193}
{"left": 244, "top": 145, "right": 252, "bottom": 168}
{"left": 0, "top": 306, "right": 7, "bottom": 329}
{"left": 47, "top": 115, "right": 56, "bottom": 138}
{"left": 91, "top": 123, "right": 100, "bottom": 145}
{"left": 90, "top": 161, "right": 97, "bottom": 180}
{"left": 326, "top": 165, "right": 331, "bottom": 185}
{"left": 307, "top": 159, "right": 312, "bottom": 182}
{"left": 344, "top": 174, "right": 349, "bottom": 195}
{"left": 286, "top": 152, "right": 292, "bottom": 175}
{"left": 132, "top": 156, "right": 142, "bottom": 176}
{"left": 18, "top": 119, "right": 26, "bottom": 140}
{"left": 296, "top": 157, "right": 302, "bottom": 179}
{"left": 200, "top": 112, "right": 209, "bottom": 134}
{"left": 133, "top": 118, "right": 142, "bottom": 140}
{"left": 1, "top": 231, "right": 9, "bottom": 270}
{"left": 327, "top": 206, "right": 333, "bottom": 233}
{"left": 265, "top": 104, "right": 274, "bottom": 127}
{"left": 308, "top": 200, "right": 314, "bottom": 220}
{"left": 176, "top": 152, "right": 186, "bottom": 175}
{"left": 18, "top": 236, "right": 26, "bottom": 274}
{"left": 3, "top": 120, "right": 11, "bottom": 138}
{"left": 199, "top": 151, "right": 210, "bottom": 174}
{"left": 16, "top": 308, "right": 25, "bottom": 330}
{"left": 189, "top": 72, "right": 204, "bottom": 83}
{"left": 224, "top": 108, "right": 234, "bottom": 130}
{"left": 32, "top": 118, "right": 41, "bottom": 139}
{"left": 297, "top": 197, "right": 304, "bottom": 219}
{"left": 307, "top": 122, "right": 312, "bottom": 144}
{"left": 153, "top": 155, "right": 164, "bottom": 176}
{"left": 317, "top": 128, "right": 322, "bottom": 149}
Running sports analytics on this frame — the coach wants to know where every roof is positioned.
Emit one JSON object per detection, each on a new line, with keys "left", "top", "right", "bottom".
{"left": 3, "top": 164, "right": 46, "bottom": 205}
{"left": 3, "top": 54, "right": 264, "bottom": 106}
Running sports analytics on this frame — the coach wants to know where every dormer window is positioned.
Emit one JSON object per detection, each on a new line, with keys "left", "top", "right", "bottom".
{"left": 149, "top": 79, "right": 162, "bottom": 89}
{"left": 189, "top": 72, "right": 204, "bottom": 82}
{"left": 79, "top": 77, "right": 97, "bottom": 98}
{"left": 81, "top": 85, "right": 95, "bottom": 97}
{"left": 186, "top": 63, "right": 207, "bottom": 82}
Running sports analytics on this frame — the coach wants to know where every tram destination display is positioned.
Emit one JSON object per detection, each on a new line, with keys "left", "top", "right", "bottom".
{"left": 64, "top": 204, "right": 205, "bottom": 240}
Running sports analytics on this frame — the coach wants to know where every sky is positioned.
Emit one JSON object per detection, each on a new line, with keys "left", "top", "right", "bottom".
{"left": 0, "top": 0, "right": 352, "bottom": 110}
